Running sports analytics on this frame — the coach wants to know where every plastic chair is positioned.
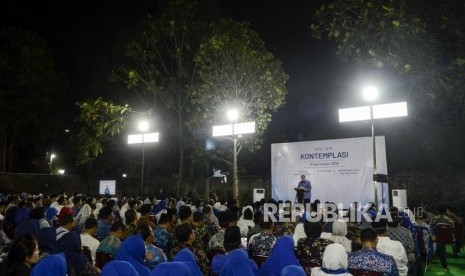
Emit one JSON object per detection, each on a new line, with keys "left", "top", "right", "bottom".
{"left": 96, "top": 251, "right": 113, "bottom": 269}
{"left": 252, "top": 255, "right": 268, "bottom": 268}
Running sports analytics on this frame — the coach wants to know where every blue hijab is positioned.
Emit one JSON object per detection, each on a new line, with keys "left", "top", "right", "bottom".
{"left": 45, "top": 207, "right": 58, "bottom": 221}
{"left": 172, "top": 248, "right": 202, "bottom": 276}
{"left": 116, "top": 234, "right": 150, "bottom": 276}
{"left": 14, "top": 207, "right": 31, "bottom": 226}
{"left": 220, "top": 249, "right": 254, "bottom": 276}
{"left": 14, "top": 218, "right": 40, "bottom": 240}
{"left": 101, "top": 260, "right": 139, "bottom": 276}
{"left": 55, "top": 231, "right": 88, "bottom": 275}
{"left": 150, "top": 261, "right": 192, "bottom": 276}
{"left": 31, "top": 253, "right": 67, "bottom": 276}
{"left": 281, "top": 265, "right": 306, "bottom": 276}
{"left": 259, "top": 235, "right": 300, "bottom": 276}
{"left": 37, "top": 227, "right": 57, "bottom": 254}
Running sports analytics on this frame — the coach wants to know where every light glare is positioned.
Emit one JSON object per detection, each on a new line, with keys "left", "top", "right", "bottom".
{"left": 362, "top": 86, "right": 379, "bottom": 102}
{"left": 138, "top": 120, "right": 150, "bottom": 132}
{"left": 227, "top": 109, "right": 239, "bottom": 122}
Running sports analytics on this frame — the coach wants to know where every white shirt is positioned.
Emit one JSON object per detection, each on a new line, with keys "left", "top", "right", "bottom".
{"left": 237, "top": 218, "right": 254, "bottom": 237}
{"left": 377, "top": 236, "right": 408, "bottom": 276}
{"left": 56, "top": 227, "right": 69, "bottom": 241}
{"left": 80, "top": 233, "right": 100, "bottom": 265}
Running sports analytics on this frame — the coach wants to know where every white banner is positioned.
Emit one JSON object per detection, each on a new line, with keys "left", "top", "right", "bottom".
{"left": 271, "top": 137, "right": 388, "bottom": 207}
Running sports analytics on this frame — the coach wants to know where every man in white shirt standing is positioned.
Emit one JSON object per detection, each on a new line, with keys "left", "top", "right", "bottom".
{"left": 80, "top": 217, "right": 100, "bottom": 265}
{"left": 373, "top": 219, "right": 408, "bottom": 276}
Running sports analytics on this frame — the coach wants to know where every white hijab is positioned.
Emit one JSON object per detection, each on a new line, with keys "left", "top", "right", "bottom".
{"left": 311, "top": 244, "right": 352, "bottom": 276}
{"left": 328, "top": 220, "right": 352, "bottom": 252}
{"left": 93, "top": 202, "right": 103, "bottom": 219}
{"left": 75, "top": 204, "right": 92, "bottom": 233}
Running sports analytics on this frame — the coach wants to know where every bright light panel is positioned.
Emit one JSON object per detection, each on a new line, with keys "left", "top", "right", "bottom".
{"left": 143, "top": 132, "right": 159, "bottom": 143}
{"left": 373, "top": 102, "right": 408, "bottom": 119}
{"left": 128, "top": 132, "right": 159, "bottom": 144}
{"left": 128, "top": 134, "right": 143, "bottom": 144}
{"left": 227, "top": 109, "right": 239, "bottom": 122}
{"left": 138, "top": 120, "right": 150, "bottom": 132}
{"left": 339, "top": 106, "right": 371, "bottom": 122}
{"left": 234, "top": 122, "right": 255, "bottom": 135}
{"left": 213, "top": 124, "right": 233, "bottom": 137}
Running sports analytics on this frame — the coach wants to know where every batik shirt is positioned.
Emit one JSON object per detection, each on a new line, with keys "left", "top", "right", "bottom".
{"left": 431, "top": 214, "right": 455, "bottom": 229}
{"left": 388, "top": 226, "right": 415, "bottom": 262}
{"left": 170, "top": 244, "right": 210, "bottom": 275}
{"left": 208, "top": 230, "right": 225, "bottom": 250}
{"left": 348, "top": 248, "right": 399, "bottom": 276}
{"left": 273, "top": 223, "right": 295, "bottom": 237}
{"left": 154, "top": 226, "right": 174, "bottom": 255}
{"left": 193, "top": 224, "right": 208, "bottom": 251}
{"left": 96, "top": 234, "right": 121, "bottom": 258}
{"left": 249, "top": 232, "right": 277, "bottom": 256}
{"left": 204, "top": 218, "right": 219, "bottom": 240}
{"left": 296, "top": 237, "right": 333, "bottom": 266}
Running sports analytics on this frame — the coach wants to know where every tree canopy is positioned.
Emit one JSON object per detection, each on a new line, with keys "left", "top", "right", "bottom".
{"left": 0, "top": 27, "right": 65, "bottom": 171}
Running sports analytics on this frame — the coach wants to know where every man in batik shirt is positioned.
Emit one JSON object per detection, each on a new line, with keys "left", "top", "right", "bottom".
{"left": 348, "top": 227, "right": 399, "bottom": 276}
{"left": 296, "top": 220, "right": 333, "bottom": 266}
{"left": 154, "top": 213, "right": 175, "bottom": 256}
{"left": 249, "top": 220, "right": 277, "bottom": 256}
{"left": 208, "top": 211, "right": 233, "bottom": 250}
{"left": 170, "top": 223, "right": 210, "bottom": 275}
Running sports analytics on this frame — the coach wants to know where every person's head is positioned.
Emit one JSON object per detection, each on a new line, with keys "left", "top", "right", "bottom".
{"left": 178, "top": 206, "right": 193, "bottom": 223}
{"left": 175, "top": 223, "right": 194, "bottom": 245}
{"left": 371, "top": 219, "right": 388, "bottom": 236}
{"left": 360, "top": 227, "right": 378, "bottom": 248}
{"left": 438, "top": 204, "right": 448, "bottom": 215}
{"left": 98, "top": 206, "right": 113, "bottom": 220}
{"left": 192, "top": 211, "right": 205, "bottom": 228}
{"left": 304, "top": 220, "right": 323, "bottom": 239}
{"left": 243, "top": 208, "right": 253, "bottom": 220}
{"left": 301, "top": 175, "right": 306, "bottom": 181}
{"left": 72, "top": 197, "right": 82, "bottom": 208}
{"left": 254, "top": 211, "right": 264, "bottom": 225}
{"left": 259, "top": 219, "right": 274, "bottom": 232}
{"left": 332, "top": 220, "right": 348, "bottom": 237}
{"left": 111, "top": 221, "right": 126, "bottom": 240}
{"left": 218, "top": 211, "right": 233, "bottom": 229}
{"left": 125, "top": 208, "right": 137, "bottom": 225}
{"left": 84, "top": 217, "right": 98, "bottom": 235}
{"left": 29, "top": 207, "right": 45, "bottom": 220}
{"left": 59, "top": 214, "right": 75, "bottom": 231}
{"left": 129, "top": 199, "right": 139, "bottom": 210}
{"left": 8, "top": 235, "right": 39, "bottom": 268}
{"left": 57, "top": 196, "right": 67, "bottom": 206}
{"left": 202, "top": 205, "right": 212, "bottom": 218}
{"left": 139, "top": 204, "right": 152, "bottom": 217}
{"left": 321, "top": 243, "right": 348, "bottom": 271}
{"left": 223, "top": 226, "right": 242, "bottom": 252}
{"left": 137, "top": 223, "right": 154, "bottom": 244}
{"left": 33, "top": 196, "right": 43, "bottom": 207}
{"left": 158, "top": 213, "right": 172, "bottom": 226}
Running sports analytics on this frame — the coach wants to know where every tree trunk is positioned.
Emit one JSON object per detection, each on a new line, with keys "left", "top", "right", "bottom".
{"left": 176, "top": 109, "right": 184, "bottom": 198}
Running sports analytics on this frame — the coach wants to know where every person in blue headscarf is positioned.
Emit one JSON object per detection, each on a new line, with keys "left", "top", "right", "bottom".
{"left": 220, "top": 249, "right": 254, "bottom": 276}
{"left": 101, "top": 260, "right": 139, "bottom": 276}
{"left": 150, "top": 261, "right": 192, "bottom": 276}
{"left": 31, "top": 253, "right": 67, "bottom": 276}
{"left": 259, "top": 235, "right": 301, "bottom": 276}
{"left": 172, "top": 248, "right": 202, "bottom": 276}
{"left": 281, "top": 265, "right": 306, "bottom": 276}
{"left": 116, "top": 234, "right": 150, "bottom": 276}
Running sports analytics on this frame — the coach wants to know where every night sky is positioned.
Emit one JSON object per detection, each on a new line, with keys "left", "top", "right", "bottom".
{"left": 1, "top": 0, "right": 413, "bottom": 173}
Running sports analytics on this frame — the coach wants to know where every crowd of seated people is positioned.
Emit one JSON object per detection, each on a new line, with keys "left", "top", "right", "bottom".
{"left": 0, "top": 191, "right": 461, "bottom": 275}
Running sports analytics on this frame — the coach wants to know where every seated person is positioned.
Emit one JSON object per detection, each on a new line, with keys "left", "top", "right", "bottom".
{"left": 311, "top": 243, "right": 352, "bottom": 276}
{"left": 97, "top": 221, "right": 126, "bottom": 258}
{"left": 248, "top": 218, "right": 277, "bottom": 257}
{"left": 296, "top": 220, "right": 333, "bottom": 266}
{"left": 211, "top": 226, "right": 258, "bottom": 275}
{"left": 136, "top": 223, "right": 167, "bottom": 269}
{"left": 260, "top": 235, "right": 300, "bottom": 276}
{"left": 348, "top": 227, "right": 398, "bottom": 276}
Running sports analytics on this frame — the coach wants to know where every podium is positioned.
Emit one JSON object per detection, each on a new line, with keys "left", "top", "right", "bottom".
{"left": 294, "top": 187, "right": 305, "bottom": 203}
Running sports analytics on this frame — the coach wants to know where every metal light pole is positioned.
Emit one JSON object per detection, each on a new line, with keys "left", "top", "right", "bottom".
{"left": 213, "top": 109, "right": 255, "bottom": 200}
{"left": 339, "top": 86, "right": 408, "bottom": 207}
{"left": 128, "top": 120, "right": 159, "bottom": 194}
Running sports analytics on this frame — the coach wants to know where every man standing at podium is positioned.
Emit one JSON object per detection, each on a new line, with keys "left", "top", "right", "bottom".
{"left": 297, "top": 175, "right": 312, "bottom": 204}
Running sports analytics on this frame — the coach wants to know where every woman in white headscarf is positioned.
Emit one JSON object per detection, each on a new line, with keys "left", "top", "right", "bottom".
{"left": 74, "top": 204, "right": 92, "bottom": 233}
{"left": 237, "top": 206, "right": 255, "bottom": 237}
{"left": 311, "top": 243, "right": 352, "bottom": 276}
{"left": 327, "top": 220, "right": 352, "bottom": 252}
{"left": 93, "top": 202, "right": 103, "bottom": 219}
